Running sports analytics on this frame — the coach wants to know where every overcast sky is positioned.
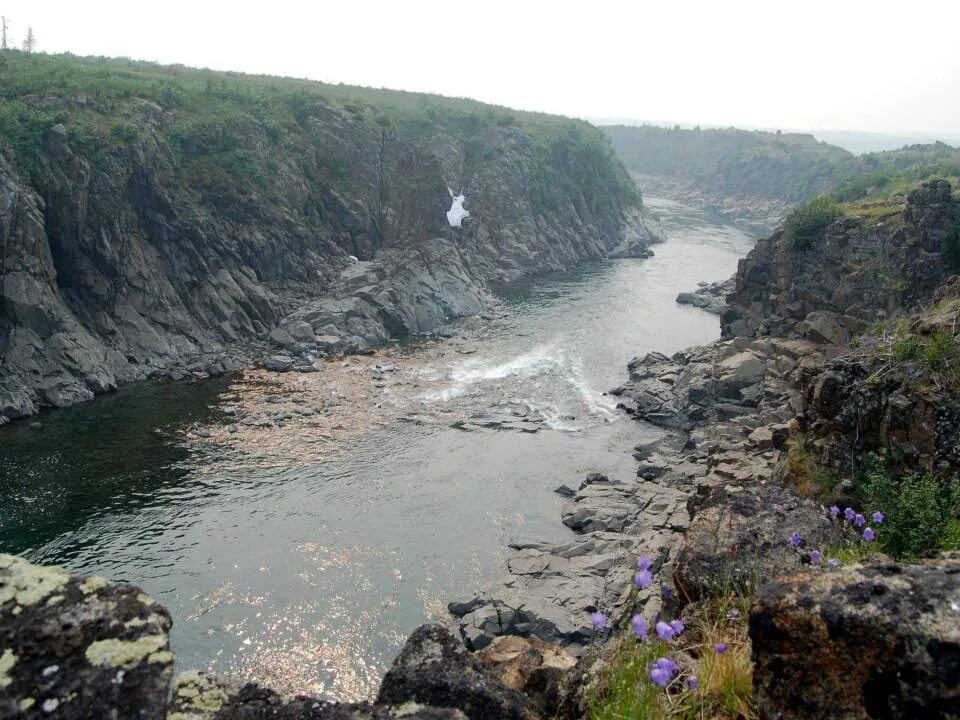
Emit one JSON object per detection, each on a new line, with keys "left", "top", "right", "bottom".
{"left": 5, "top": 0, "right": 959, "bottom": 136}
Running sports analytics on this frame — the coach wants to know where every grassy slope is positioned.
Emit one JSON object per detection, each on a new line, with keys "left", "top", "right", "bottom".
{"left": 0, "top": 50, "right": 638, "bottom": 213}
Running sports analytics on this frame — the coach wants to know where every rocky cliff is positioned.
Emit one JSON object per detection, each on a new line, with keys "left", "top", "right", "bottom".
{"left": 722, "top": 178, "right": 957, "bottom": 342}
{"left": 0, "top": 52, "right": 661, "bottom": 423}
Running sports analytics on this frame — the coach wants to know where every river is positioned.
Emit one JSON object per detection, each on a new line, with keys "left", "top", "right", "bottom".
{"left": 0, "top": 197, "right": 757, "bottom": 701}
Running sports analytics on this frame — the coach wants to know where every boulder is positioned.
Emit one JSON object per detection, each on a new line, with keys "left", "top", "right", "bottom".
{"left": 0, "top": 554, "right": 173, "bottom": 720}
{"left": 674, "top": 482, "right": 843, "bottom": 601}
{"left": 477, "top": 636, "right": 576, "bottom": 716}
{"left": 264, "top": 355, "right": 294, "bottom": 372}
{"left": 750, "top": 555, "right": 960, "bottom": 719}
{"left": 286, "top": 320, "right": 316, "bottom": 343}
{"left": 376, "top": 625, "right": 539, "bottom": 720}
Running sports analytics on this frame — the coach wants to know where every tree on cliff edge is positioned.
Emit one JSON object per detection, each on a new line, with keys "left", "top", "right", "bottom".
{"left": 22, "top": 26, "right": 35, "bottom": 53}
{"left": 1, "top": 17, "right": 9, "bottom": 50}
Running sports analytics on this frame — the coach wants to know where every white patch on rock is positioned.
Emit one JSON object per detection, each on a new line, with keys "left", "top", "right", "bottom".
{"left": 446, "top": 189, "right": 470, "bottom": 228}
{"left": 42, "top": 698, "right": 60, "bottom": 713}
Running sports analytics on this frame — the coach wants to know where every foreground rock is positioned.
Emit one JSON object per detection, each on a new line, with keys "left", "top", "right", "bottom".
{"left": 477, "top": 636, "right": 576, "bottom": 717}
{"left": 377, "top": 625, "right": 539, "bottom": 720}
{"left": 168, "top": 671, "right": 467, "bottom": 719}
{"left": 0, "top": 554, "right": 173, "bottom": 720}
{"left": 750, "top": 554, "right": 960, "bottom": 719}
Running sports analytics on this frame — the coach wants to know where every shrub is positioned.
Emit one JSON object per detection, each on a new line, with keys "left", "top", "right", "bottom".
{"left": 859, "top": 457, "right": 960, "bottom": 558}
{"left": 784, "top": 196, "right": 844, "bottom": 250}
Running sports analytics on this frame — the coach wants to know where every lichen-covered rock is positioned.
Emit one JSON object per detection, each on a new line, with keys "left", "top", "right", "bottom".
{"left": 168, "top": 671, "right": 466, "bottom": 719}
{"left": 750, "top": 555, "right": 960, "bottom": 719}
{"left": 674, "top": 482, "right": 843, "bottom": 601}
{"left": 0, "top": 553, "right": 173, "bottom": 719}
{"left": 377, "top": 624, "right": 539, "bottom": 720}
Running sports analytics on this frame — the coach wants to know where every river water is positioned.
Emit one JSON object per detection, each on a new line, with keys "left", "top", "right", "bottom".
{"left": 0, "top": 197, "right": 757, "bottom": 701}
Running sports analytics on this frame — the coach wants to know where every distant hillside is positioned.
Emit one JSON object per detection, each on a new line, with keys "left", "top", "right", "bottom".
{"left": 602, "top": 125, "right": 852, "bottom": 202}
{"left": 601, "top": 124, "right": 960, "bottom": 229}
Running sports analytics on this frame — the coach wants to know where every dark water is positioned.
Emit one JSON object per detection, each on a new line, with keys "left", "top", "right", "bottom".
{"left": 0, "top": 197, "right": 758, "bottom": 700}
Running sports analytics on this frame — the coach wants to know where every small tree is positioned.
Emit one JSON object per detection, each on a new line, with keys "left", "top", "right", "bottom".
{"left": 1, "top": 17, "right": 9, "bottom": 50}
{"left": 22, "top": 26, "right": 35, "bottom": 53}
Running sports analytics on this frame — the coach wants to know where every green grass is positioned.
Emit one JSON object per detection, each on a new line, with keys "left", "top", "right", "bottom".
{"left": 586, "top": 596, "right": 755, "bottom": 720}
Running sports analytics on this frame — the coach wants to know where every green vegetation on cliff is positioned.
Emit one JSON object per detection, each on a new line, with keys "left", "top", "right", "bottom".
{"left": 0, "top": 50, "right": 639, "bottom": 213}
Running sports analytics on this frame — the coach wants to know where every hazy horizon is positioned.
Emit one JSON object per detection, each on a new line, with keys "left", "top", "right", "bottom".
{"left": 4, "top": 0, "right": 959, "bottom": 139}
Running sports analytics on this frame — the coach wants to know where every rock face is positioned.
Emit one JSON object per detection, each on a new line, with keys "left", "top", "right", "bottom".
{"left": 750, "top": 555, "right": 960, "bottom": 720}
{"left": 793, "top": 280, "right": 960, "bottom": 478}
{"left": 0, "top": 553, "right": 173, "bottom": 720}
{"left": 721, "top": 180, "right": 954, "bottom": 341}
{"left": 0, "top": 58, "right": 662, "bottom": 422}
{"left": 675, "top": 482, "right": 843, "bottom": 601}
{"left": 477, "top": 636, "right": 576, "bottom": 717}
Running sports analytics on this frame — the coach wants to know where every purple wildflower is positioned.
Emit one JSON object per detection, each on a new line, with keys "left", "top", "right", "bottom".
{"left": 655, "top": 621, "right": 676, "bottom": 641}
{"left": 669, "top": 619, "right": 685, "bottom": 636}
{"left": 830, "top": 505, "right": 841, "bottom": 518}
{"left": 854, "top": 513, "right": 866, "bottom": 528}
{"left": 590, "top": 611, "right": 608, "bottom": 630}
{"left": 635, "top": 569, "right": 653, "bottom": 589}
{"left": 637, "top": 556, "right": 653, "bottom": 571}
{"left": 789, "top": 532, "right": 802, "bottom": 548}
{"left": 844, "top": 507, "right": 856, "bottom": 521}
{"left": 714, "top": 643, "right": 727, "bottom": 654}
{"left": 631, "top": 614, "right": 648, "bottom": 640}
{"left": 649, "top": 657, "right": 677, "bottom": 688}
{"left": 828, "top": 558, "right": 841, "bottom": 568}
{"left": 863, "top": 527, "right": 876, "bottom": 542}
{"left": 662, "top": 585, "right": 673, "bottom": 599}
{"left": 872, "top": 511, "right": 885, "bottom": 524}
{"left": 687, "top": 676, "right": 699, "bottom": 691}
{"left": 727, "top": 608, "right": 739, "bottom": 619}
{"left": 810, "top": 550, "right": 822, "bottom": 564}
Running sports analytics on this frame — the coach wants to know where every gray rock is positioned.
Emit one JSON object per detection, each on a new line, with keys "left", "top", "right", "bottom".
{"left": 674, "top": 481, "right": 843, "bottom": 601}
{"left": 264, "top": 355, "right": 294, "bottom": 372}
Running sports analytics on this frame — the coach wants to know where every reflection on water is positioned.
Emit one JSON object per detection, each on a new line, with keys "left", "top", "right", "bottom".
{"left": 0, "top": 198, "right": 758, "bottom": 700}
